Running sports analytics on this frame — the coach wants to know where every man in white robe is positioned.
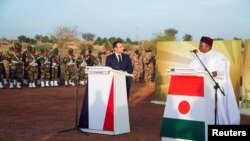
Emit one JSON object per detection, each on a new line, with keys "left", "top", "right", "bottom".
{"left": 190, "top": 36, "right": 240, "bottom": 125}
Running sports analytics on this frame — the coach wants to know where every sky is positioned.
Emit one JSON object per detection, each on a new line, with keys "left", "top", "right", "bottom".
{"left": 0, "top": 0, "right": 250, "bottom": 41}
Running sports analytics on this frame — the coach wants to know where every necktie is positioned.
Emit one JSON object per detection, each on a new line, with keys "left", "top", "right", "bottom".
{"left": 118, "top": 55, "right": 122, "bottom": 63}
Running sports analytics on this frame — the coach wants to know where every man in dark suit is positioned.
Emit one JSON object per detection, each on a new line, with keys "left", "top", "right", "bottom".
{"left": 105, "top": 40, "right": 133, "bottom": 99}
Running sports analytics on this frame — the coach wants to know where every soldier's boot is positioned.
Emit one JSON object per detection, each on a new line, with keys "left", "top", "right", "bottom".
{"left": 65, "top": 80, "right": 68, "bottom": 86}
{"left": 29, "top": 83, "right": 33, "bottom": 88}
{"left": 80, "top": 81, "right": 85, "bottom": 85}
{"left": 3, "top": 79, "right": 8, "bottom": 85}
{"left": 16, "top": 82, "right": 21, "bottom": 89}
{"left": 0, "top": 82, "right": 3, "bottom": 89}
{"left": 32, "top": 83, "right": 36, "bottom": 88}
{"left": 23, "top": 79, "right": 28, "bottom": 85}
{"left": 71, "top": 81, "right": 75, "bottom": 86}
{"left": 37, "top": 80, "right": 41, "bottom": 85}
{"left": 50, "top": 81, "right": 54, "bottom": 87}
{"left": 54, "top": 81, "right": 58, "bottom": 87}
{"left": 45, "top": 81, "right": 50, "bottom": 87}
{"left": 13, "top": 79, "right": 17, "bottom": 85}
{"left": 9, "top": 82, "right": 14, "bottom": 89}
{"left": 41, "top": 81, "right": 45, "bottom": 87}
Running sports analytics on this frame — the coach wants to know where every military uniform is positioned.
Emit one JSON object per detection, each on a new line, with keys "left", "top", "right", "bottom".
{"left": 38, "top": 50, "right": 51, "bottom": 87}
{"left": 50, "top": 48, "right": 60, "bottom": 86}
{"left": 131, "top": 50, "right": 143, "bottom": 83}
{"left": 0, "top": 52, "right": 6, "bottom": 88}
{"left": 22, "top": 45, "right": 33, "bottom": 85}
{"left": 25, "top": 47, "right": 38, "bottom": 88}
{"left": 7, "top": 43, "right": 24, "bottom": 89}
{"left": 143, "top": 50, "right": 155, "bottom": 84}
{"left": 76, "top": 49, "right": 87, "bottom": 85}
{"left": 63, "top": 48, "right": 76, "bottom": 86}
{"left": 85, "top": 49, "right": 98, "bottom": 66}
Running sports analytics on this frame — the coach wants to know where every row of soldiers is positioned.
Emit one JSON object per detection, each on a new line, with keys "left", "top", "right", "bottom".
{"left": 130, "top": 49, "right": 155, "bottom": 84}
{"left": 0, "top": 43, "right": 99, "bottom": 89}
{"left": 0, "top": 43, "right": 155, "bottom": 89}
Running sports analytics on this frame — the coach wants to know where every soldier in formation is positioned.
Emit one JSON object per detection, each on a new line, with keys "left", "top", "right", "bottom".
{"left": 76, "top": 49, "right": 87, "bottom": 85}
{"left": 63, "top": 48, "right": 76, "bottom": 86}
{"left": 50, "top": 48, "right": 60, "bottom": 87}
{"left": 143, "top": 49, "right": 155, "bottom": 84}
{"left": 6, "top": 43, "right": 24, "bottom": 89}
{"left": 0, "top": 51, "right": 7, "bottom": 89}
{"left": 131, "top": 50, "right": 143, "bottom": 83}
{"left": 38, "top": 49, "right": 51, "bottom": 87}
{"left": 25, "top": 46, "right": 38, "bottom": 88}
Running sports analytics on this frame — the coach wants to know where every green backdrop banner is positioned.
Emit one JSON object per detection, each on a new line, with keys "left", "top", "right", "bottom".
{"left": 155, "top": 40, "right": 242, "bottom": 104}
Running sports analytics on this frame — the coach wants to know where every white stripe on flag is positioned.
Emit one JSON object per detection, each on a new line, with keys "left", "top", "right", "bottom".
{"left": 164, "top": 95, "right": 205, "bottom": 122}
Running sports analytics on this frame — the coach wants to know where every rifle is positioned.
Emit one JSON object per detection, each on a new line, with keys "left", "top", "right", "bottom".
{"left": 146, "top": 56, "right": 155, "bottom": 65}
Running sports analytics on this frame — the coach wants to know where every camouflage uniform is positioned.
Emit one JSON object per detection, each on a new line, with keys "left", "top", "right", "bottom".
{"left": 0, "top": 52, "right": 6, "bottom": 88}
{"left": 131, "top": 50, "right": 143, "bottom": 83}
{"left": 143, "top": 50, "right": 155, "bottom": 84}
{"left": 85, "top": 49, "right": 98, "bottom": 66}
{"left": 7, "top": 43, "right": 24, "bottom": 89}
{"left": 22, "top": 45, "right": 33, "bottom": 85}
{"left": 50, "top": 48, "right": 60, "bottom": 86}
{"left": 38, "top": 50, "right": 51, "bottom": 87}
{"left": 63, "top": 48, "right": 76, "bottom": 86}
{"left": 25, "top": 47, "right": 38, "bottom": 88}
{"left": 76, "top": 49, "right": 87, "bottom": 85}
{"left": 85, "top": 49, "right": 98, "bottom": 83}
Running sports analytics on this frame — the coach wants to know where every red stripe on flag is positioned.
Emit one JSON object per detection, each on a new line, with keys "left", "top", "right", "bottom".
{"left": 103, "top": 77, "right": 114, "bottom": 131}
{"left": 168, "top": 76, "right": 204, "bottom": 97}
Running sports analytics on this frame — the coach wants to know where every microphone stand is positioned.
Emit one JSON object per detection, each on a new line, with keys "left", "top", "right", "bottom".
{"left": 192, "top": 51, "right": 225, "bottom": 125}
{"left": 57, "top": 73, "right": 88, "bottom": 135}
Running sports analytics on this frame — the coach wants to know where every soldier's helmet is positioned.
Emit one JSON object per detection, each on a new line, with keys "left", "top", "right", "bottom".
{"left": 27, "top": 45, "right": 33, "bottom": 52}
{"left": 14, "top": 43, "right": 22, "bottom": 52}
{"left": 14, "top": 42, "right": 21, "bottom": 48}
{"left": 53, "top": 48, "right": 59, "bottom": 54}
{"left": 68, "top": 48, "right": 74, "bottom": 54}
{"left": 80, "top": 49, "right": 85, "bottom": 55}
{"left": 40, "top": 48, "right": 45, "bottom": 54}
{"left": 135, "top": 50, "right": 140, "bottom": 55}
{"left": 9, "top": 46, "right": 14, "bottom": 51}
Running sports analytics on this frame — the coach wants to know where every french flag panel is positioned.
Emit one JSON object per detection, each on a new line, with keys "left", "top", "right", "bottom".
{"left": 88, "top": 74, "right": 114, "bottom": 131}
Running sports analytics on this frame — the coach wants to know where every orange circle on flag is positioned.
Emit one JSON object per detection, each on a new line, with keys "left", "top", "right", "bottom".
{"left": 178, "top": 100, "right": 190, "bottom": 114}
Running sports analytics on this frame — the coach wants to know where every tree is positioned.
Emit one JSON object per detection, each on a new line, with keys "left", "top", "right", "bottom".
{"left": 82, "top": 33, "right": 96, "bottom": 41}
{"left": 125, "top": 38, "right": 132, "bottom": 44}
{"left": 53, "top": 25, "right": 78, "bottom": 48}
{"left": 35, "top": 34, "right": 43, "bottom": 43}
{"left": 153, "top": 28, "right": 178, "bottom": 42}
{"left": 18, "top": 35, "right": 27, "bottom": 43}
{"left": 213, "top": 38, "right": 224, "bottom": 40}
{"left": 53, "top": 25, "right": 78, "bottom": 42}
{"left": 183, "top": 34, "right": 193, "bottom": 41}
{"left": 164, "top": 28, "right": 178, "bottom": 41}
{"left": 234, "top": 37, "right": 242, "bottom": 40}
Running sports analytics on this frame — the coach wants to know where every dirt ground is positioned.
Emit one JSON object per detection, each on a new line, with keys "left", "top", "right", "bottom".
{"left": 0, "top": 83, "right": 250, "bottom": 141}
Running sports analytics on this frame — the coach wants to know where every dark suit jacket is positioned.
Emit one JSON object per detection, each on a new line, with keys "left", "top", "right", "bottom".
{"left": 105, "top": 53, "right": 133, "bottom": 89}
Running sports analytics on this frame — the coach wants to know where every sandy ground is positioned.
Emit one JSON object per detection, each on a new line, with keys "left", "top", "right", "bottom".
{"left": 0, "top": 83, "right": 250, "bottom": 141}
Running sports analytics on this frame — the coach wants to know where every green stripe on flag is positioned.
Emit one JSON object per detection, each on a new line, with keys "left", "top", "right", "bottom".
{"left": 160, "top": 117, "right": 205, "bottom": 141}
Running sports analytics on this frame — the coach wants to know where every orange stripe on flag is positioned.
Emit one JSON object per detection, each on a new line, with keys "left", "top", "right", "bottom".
{"left": 168, "top": 76, "right": 204, "bottom": 97}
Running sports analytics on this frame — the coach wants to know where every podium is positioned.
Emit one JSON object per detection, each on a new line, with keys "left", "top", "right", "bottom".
{"left": 160, "top": 68, "right": 214, "bottom": 141}
{"left": 78, "top": 66, "right": 133, "bottom": 135}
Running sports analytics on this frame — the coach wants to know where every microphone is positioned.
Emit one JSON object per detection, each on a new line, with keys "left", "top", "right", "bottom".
{"left": 190, "top": 49, "right": 198, "bottom": 54}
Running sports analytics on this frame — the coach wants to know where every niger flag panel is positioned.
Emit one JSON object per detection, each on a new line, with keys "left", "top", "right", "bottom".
{"left": 160, "top": 75, "right": 205, "bottom": 141}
